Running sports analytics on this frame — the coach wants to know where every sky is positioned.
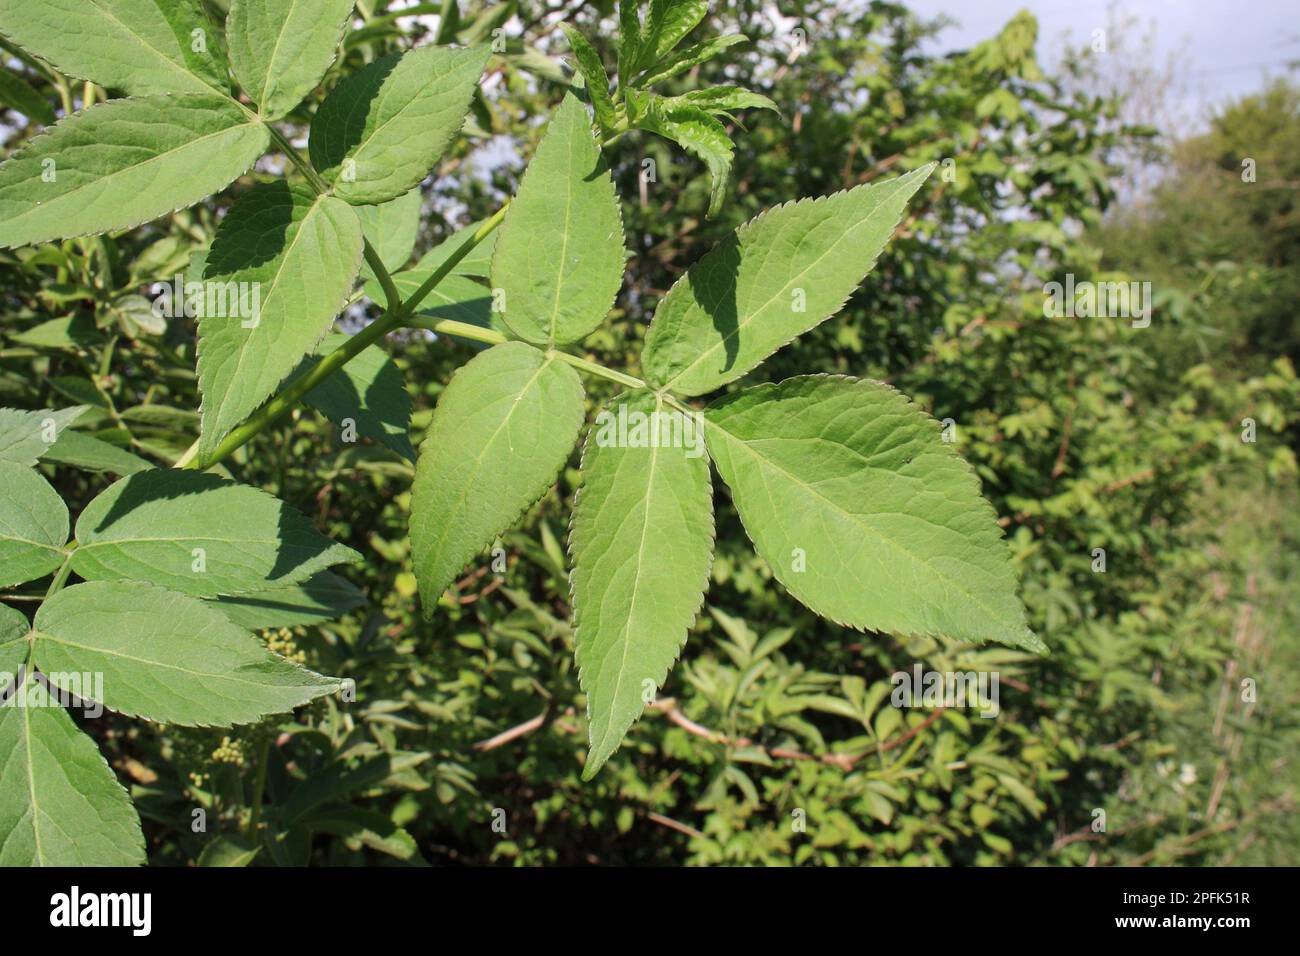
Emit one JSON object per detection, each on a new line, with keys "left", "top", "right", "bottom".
{"left": 907, "top": 0, "right": 1299, "bottom": 125}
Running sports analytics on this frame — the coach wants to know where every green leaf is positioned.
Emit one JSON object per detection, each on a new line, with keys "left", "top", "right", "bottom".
{"left": 0, "top": 602, "right": 29, "bottom": 684}
{"left": 227, "top": 0, "right": 356, "bottom": 120}
{"left": 635, "top": 0, "right": 709, "bottom": 74}
{"left": 71, "top": 470, "right": 361, "bottom": 598}
{"left": 570, "top": 391, "right": 714, "bottom": 778}
{"left": 0, "top": 67, "right": 56, "bottom": 126}
{"left": 208, "top": 570, "right": 364, "bottom": 629}
{"left": 0, "top": 0, "right": 227, "bottom": 96}
{"left": 560, "top": 25, "right": 618, "bottom": 136}
{"left": 410, "top": 341, "right": 584, "bottom": 611}
{"left": 298, "top": 333, "right": 415, "bottom": 460}
{"left": 664, "top": 86, "right": 779, "bottom": 115}
{"left": 408, "top": 217, "right": 499, "bottom": 279}
{"left": 9, "top": 315, "right": 101, "bottom": 350}
{"left": 0, "top": 668, "right": 145, "bottom": 866}
{"left": 0, "top": 406, "right": 86, "bottom": 466}
{"left": 637, "top": 35, "right": 748, "bottom": 87}
{"left": 642, "top": 165, "right": 934, "bottom": 395}
{"left": 490, "top": 93, "right": 626, "bottom": 346}
{"left": 310, "top": 44, "right": 490, "bottom": 204}
{"left": 385, "top": 273, "right": 495, "bottom": 331}
{"left": 33, "top": 581, "right": 340, "bottom": 726}
{"left": 40, "top": 430, "right": 152, "bottom": 476}
{"left": 0, "top": 95, "right": 270, "bottom": 249}
{"left": 704, "top": 376, "right": 1043, "bottom": 653}
{"left": 635, "top": 100, "right": 733, "bottom": 217}
{"left": 355, "top": 187, "right": 423, "bottom": 278}
{"left": 616, "top": 0, "right": 642, "bottom": 88}
{"left": 197, "top": 835, "right": 261, "bottom": 866}
{"left": 196, "top": 181, "right": 364, "bottom": 458}
{"left": 0, "top": 462, "right": 68, "bottom": 588}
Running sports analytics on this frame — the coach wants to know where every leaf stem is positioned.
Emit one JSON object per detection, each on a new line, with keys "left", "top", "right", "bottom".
{"left": 44, "top": 545, "right": 76, "bottom": 599}
{"left": 548, "top": 349, "right": 646, "bottom": 390}
{"left": 398, "top": 204, "right": 509, "bottom": 317}
{"left": 247, "top": 736, "right": 270, "bottom": 841}
{"left": 185, "top": 310, "right": 404, "bottom": 470}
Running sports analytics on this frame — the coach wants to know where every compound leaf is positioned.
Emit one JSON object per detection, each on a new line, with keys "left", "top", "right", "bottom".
{"left": 197, "top": 181, "right": 363, "bottom": 458}
{"left": 33, "top": 581, "right": 340, "bottom": 726}
{"left": 71, "top": 469, "right": 360, "bottom": 598}
{"left": 0, "top": 0, "right": 227, "bottom": 97}
{"left": 410, "top": 341, "right": 584, "bottom": 611}
{"left": 0, "top": 95, "right": 270, "bottom": 249}
{"left": 227, "top": 0, "right": 356, "bottom": 120}
{"left": 490, "top": 93, "right": 625, "bottom": 346}
{"left": 310, "top": 44, "right": 490, "bottom": 205}
{"left": 570, "top": 391, "right": 714, "bottom": 778}
{"left": 642, "top": 165, "right": 934, "bottom": 395}
{"left": 0, "top": 462, "right": 68, "bottom": 588}
{"left": 704, "top": 376, "right": 1043, "bottom": 653}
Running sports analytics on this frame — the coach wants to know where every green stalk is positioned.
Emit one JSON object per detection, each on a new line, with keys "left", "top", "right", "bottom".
{"left": 247, "top": 737, "right": 270, "bottom": 841}
{"left": 44, "top": 545, "right": 76, "bottom": 599}
{"left": 186, "top": 310, "right": 404, "bottom": 470}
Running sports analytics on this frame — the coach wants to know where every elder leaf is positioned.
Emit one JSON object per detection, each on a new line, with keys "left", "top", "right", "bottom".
{"left": 227, "top": 0, "right": 356, "bottom": 120}
{"left": 570, "top": 391, "right": 714, "bottom": 778}
{"left": 33, "top": 581, "right": 340, "bottom": 726}
{"left": 642, "top": 165, "right": 934, "bottom": 396}
{"left": 0, "top": 0, "right": 227, "bottom": 96}
{"left": 196, "top": 181, "right": 363, "bottom": 458}
{"left": 0, "top": 668, "right": 145, "bottom": 866}
{"left": 410, "top": 341, "right": 584, "bottom": 611}
{"left": 704, "top": 376, "right": 1044, "bottom": 653}
{"left": 310, "top": 44, "right": 490, "bottom": 205}
{"left": 71, "top": 469, "right": 360, "bottom": 598}
{"left": 297, "top": 333, "right": 415, "bottom": 460}
{"left": 0, "top": 95, "right": 270, "bottom": 249}
{"left": 490, "top": 93, "right": 626, "bottom": 346}
{"left": 0, "top": 406, "right": 86, "bottom": 466}
{"left": 0, "top": 462, "right": 68, "bottom": 588}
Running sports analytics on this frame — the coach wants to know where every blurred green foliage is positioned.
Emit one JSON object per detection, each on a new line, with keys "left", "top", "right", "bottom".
{"left": 1, "top": 0, "right": 1296, "bottom": 865}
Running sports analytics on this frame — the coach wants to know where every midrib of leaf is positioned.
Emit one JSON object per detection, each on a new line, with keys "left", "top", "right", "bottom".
{"left": 347, "top": 61, "right": 455, "bottom": 173}
{"left": 419, "top": 356, "right": 555, "bottom": 566}
{"left": 706, "top": 418, "right": 1014, "bottom": 631}
{"left": 257, "top": 0, "right": 299, "bottom": 111}
{"left": 0, "top": 533, "right": 63, "bottom": 555}
{"left": 588, "top": 403, "right": 662, "bottom": 761}
{"left": 90, "top": 0, "right": 216, "bottom": 93}
{"left": 9, "top": 116, "right": 259, "bottom": 224}
{"left": 545, "top": 122, "right": 578, "bottom": 349}
{"left": 32, "top": 630, "right": 329, "bottom": 689}
{"left": 660, "top": 189, "right": 905, "bottom": 392}
{"left": 214, "top": 193, "right": 331, "bottom": 413}
{"left": 21, "top": 701, "right": 45, "bottom": 865}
